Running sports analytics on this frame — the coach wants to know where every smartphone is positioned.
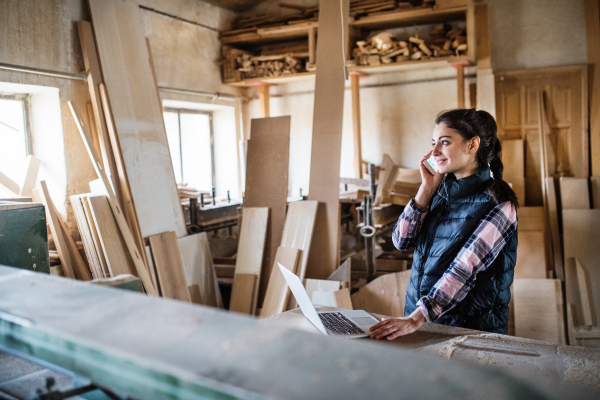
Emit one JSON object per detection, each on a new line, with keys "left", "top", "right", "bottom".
{"left": 423, "top": 155, "right": 439, "bottom": 175}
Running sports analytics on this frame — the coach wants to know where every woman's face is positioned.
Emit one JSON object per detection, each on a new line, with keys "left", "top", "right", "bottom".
{"left": 431, "top": 122, "right": 479, "bottom": 179}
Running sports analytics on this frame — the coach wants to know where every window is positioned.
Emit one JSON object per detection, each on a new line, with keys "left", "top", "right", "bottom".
{"left": 163, "top": 108, "right": 214, "bottom": 192}
{"left": 0, "top": 94, "right": 31, "bottom": 196}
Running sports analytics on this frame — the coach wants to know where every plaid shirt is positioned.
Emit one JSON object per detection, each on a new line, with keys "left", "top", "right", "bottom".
{"left": 393, "top": 199, "right": 517, "bottom": 322}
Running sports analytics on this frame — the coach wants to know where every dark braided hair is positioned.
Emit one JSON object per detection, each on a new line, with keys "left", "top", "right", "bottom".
{"left": 435, "top": 108, "right": 519, "bottom": 208}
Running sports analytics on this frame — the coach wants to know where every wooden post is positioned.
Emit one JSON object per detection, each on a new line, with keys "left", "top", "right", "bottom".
{"left": 350, "top": 72, "right": 363, "bottom": 179}
{"left": 457, "top": 64, "right": 465, "bottom": 108}
{"left": 585, "top": 0, "right": 600, "bottom": 175}
{"left": 308, "top": 26, "right": 316, "bottom": 67}
{"left": 469, "top": 82, "right": 477, "bottom": 109}
{"left": 258, "top": 84, "right": 271, "bottom": 118}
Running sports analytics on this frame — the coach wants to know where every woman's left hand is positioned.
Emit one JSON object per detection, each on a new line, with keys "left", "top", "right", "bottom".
{"left": 369, "top": 308, "right": 427, "bottom": 340}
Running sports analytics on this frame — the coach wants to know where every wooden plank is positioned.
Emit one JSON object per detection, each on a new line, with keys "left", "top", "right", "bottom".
{"left": 306, "top": 0, "right": 349, "bottom": 280}
{"left": 70, "top": 194, "right": 104, "bottom": 280}
{"left": 82, "top": 196, "right": 110, "bottom": 278}
{"left": 38, "top": 181, "right": 91, "bottom": 281}
{"left": 19, "top": 155, "right": 41, "bottom": 197}
{"left": 328, "top": 258, "right": 351, "bottom": 283}
{"left": 188, "top": 284, "right": 203, "bottom": 305}
{"left": 87, "top": 195, "right": 136, "bottom": 278}
{"left": 148, "top": 231, "right": 191, "bottom": 303}
{"left": 576, "top": 258, "right": 594, "bottom": 327}
{"left": 98, "top": 83, "right": 150, "bottom": 274}
{"left": 178, "top": 232, "right": 223, "bottom": 308}
{"left": 0, "top": 170, "right": 19, "bottom": 196}
{"left": 585, "top": 0, "right": 600, "bottom": 176}
{"left": 350, "top": 271, "right": 411, "bottom": 317}
{"left": 350, "top": 73, "right": 363, "bottom": 179}
{"left": 68, "top": 101, "right": 156, "bottom": 295}
{"left": 513, "top": 278, "right": 566, "bottom": 345}
{"left": 563, "top": 209, "right": 600, "bottom": 331}
{"left": 374, "top": 154, "right": 400, "bottom": 206}
{"left": 230, "top": 207, "right": 269, "bottom": 315}
{"left": 87, "top": 103, "right": 101, "bottom": 160}
{"left": 244, "top": 117, "right": 290, "bottom": 308}
{"left": 546, "top": 177, "right": 564, "bottom": 281}
{"left": 88, "top": 0, "right": 186, "bottom": 238}
{"left": 560, "top": 177, "right": 590, "bottom": 209}
{"left": 260, "top": 247, "right": 301, "bottom": 319}
{"left": 333, "top": 288, "right": 353, "bottom": 310}
{"left": 281, "top": 200, "right": 319, "bottom": 309}
{"left": 518, "top": 206, "right": 544, "bottom": 232}
{"left": 229, "top": 274, "right": 256, "bottom": 314}
{"left": 76, "top": 20, "right": 122, "bottom": 211}
{"left": 514, "top": 231, "right": 547, "bottom": 279}
{"left": 501, "top": 140, "right": 525, "bottom": 204}
{"left": 591, "top": 176, "right": 600, "bottom": 208}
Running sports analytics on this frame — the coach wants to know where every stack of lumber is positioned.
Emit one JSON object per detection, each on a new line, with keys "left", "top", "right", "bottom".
{"left": 232, "top": 53, "right": 309, "bottom": 79}
{"left": 352, "top": 25, "right": 467, "bottom": 66}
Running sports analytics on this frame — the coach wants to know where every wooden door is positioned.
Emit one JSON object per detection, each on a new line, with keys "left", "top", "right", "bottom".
{"left": 495, "top": 65, "right": 588, "bottom": 206}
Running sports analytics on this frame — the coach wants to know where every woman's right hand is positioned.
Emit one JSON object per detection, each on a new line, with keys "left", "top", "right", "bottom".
{"left": 414, "top": 151, "right": 444, "bottom": 208}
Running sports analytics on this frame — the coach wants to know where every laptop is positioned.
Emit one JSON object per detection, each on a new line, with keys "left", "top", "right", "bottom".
{"left": 278, "top": 263, "right": 379, "bottom": 338}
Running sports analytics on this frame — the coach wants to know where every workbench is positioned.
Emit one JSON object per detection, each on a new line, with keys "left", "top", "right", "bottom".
{"left": 0, "top": 265, "right": 586, "bottom": 399}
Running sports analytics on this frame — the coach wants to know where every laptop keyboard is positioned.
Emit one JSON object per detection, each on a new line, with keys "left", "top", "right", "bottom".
{"left": 319, "top": 312, "right": 365, "bottom": 335}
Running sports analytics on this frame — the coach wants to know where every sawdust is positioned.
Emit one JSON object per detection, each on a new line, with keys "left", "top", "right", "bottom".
{"left": 557, "top": 345, "right": 600, "bottom": 389}
{"left": 437, "top": 335, "right": 469, "bottom": 359}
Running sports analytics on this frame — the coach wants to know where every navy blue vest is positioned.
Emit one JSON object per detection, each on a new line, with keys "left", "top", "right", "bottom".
{"left": 404, "top": 169, "right": 517, "bottom": 334}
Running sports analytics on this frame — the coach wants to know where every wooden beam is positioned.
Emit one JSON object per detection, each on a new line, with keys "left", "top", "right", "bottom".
{"left": 456, "top": 64, "right": 465, "bottom": 108}
{"left": 19, "top": 155, "right": 41, "bottom": 197}
{"left": 469, "top": 83, "right": 477, "bottom": 109}
{"left": 308, "top": 26, "right": 316, "bottom": 67}
{"left": 68, "top": 101, "right": 157, "bottom": 295}
{"left": 474, "top": 4, "right": 490, "bottom": 69}
{"left": 306, "top": 0, "right": 349, "bottom": 280}
{"left": 258, "top": 84, "right": 270, "bottom": 118}
{"left": 0, "top": 170, "right": 19, "bottom": 196}
{"left": 586, "top": 0, "right": 600, "bottom": 175}
{"left": 350, "top": 73, "right": 363, "bottom": 179}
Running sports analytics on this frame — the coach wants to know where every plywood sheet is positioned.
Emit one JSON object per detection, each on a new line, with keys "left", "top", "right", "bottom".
{"left": 281, "top": 200, "right": 319, "bottom": 309}
{"left": 306, "top": 0, "right": 349, "bottom": 280}
{"left": 260, "top": 247, "right": 301, "bottom": 319}
{"left": 88, "top": 0, "right": 185, "bottom": 238}
{"left": 560, "top": 177, "right": 590, "bottom": 209}
{"left": 229, "top": 274, "right": 256, "bottom": 315}
{"left": 565, "top": 258, "right": 595, "bottom": 328}
{"left": 71, "top": 194, "right": 105, "bottom": 280}
{"left": 244, "top": 117, "right": 290, "bottom": 307}
{"left": 563, "top": 209, "right": 600, "bottom": 330}
{"left": 230, "top": 207, "right": 269, "bottom": 315}
{"left": 88, "top": 195, "right": 136, "bottom": 278}
{"left": 178, "top": 232, "right": 223, "bottom": 308}
{"left": 351, "top": 271, "right": 411, "bottom": 317}
{"left": 502, "top": 140, "right": 525, "bottom": 204}
{"left": 148, "top": 231, "right": 191, "bottom": 303}
{"left": 334, "top": 288, "right": 353, "bottom": 310}
{"left": 518, "top": 206, "right": 544, "bottom": 232}
{"left": 514, "top": 231, "right": 547, "bottom": 279}
{"left": 514, "top": 278, "right": 566, "bottom": 345}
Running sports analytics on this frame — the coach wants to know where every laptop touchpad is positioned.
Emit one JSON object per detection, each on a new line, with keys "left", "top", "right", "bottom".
{"left": 353, "top": 317, "right": 378, "bottom": 327}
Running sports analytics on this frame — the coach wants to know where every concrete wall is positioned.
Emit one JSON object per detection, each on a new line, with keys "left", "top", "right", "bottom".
{"left": 243, "top": 0, "right": 588, "bottom": 194}
{"left": 0, "top": 0, "right": 237, "bottom": 231}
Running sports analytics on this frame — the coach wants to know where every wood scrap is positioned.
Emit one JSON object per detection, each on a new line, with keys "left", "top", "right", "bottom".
{"left": 0, "top": 169, "right": 19, "bottom": 196}
{"left": 334, "top": 288, "right": 353, "bottom": 310}
{"left": 148, "top": 231, "right": 191, "bottom": 303}
{"left": 305, "top": 279, "right": 341, "bottom": 306}
{"left": 351, "top": 271, "right": 411, "bottom": 317}
{"left": 374, "top": 154, "right": 400, "bottom": 205}
{"left": 328, "top": 258, "right": 351, "bottom": 284}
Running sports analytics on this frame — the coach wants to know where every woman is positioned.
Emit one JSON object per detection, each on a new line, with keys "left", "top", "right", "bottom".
{"left": 370, "top": 109, "right": 518, "bottom": 340}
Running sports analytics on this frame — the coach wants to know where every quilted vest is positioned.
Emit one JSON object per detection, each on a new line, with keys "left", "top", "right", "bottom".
{"left": 404, "top": 168, "right": 517, "bottom": 334}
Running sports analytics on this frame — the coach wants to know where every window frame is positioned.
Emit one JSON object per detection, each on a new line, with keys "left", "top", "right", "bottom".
{"left": 163, "top": 107, "right": 216, "bottom": 189}
{"left": 0, "top": 92, "right": 33, "bottom": 156}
